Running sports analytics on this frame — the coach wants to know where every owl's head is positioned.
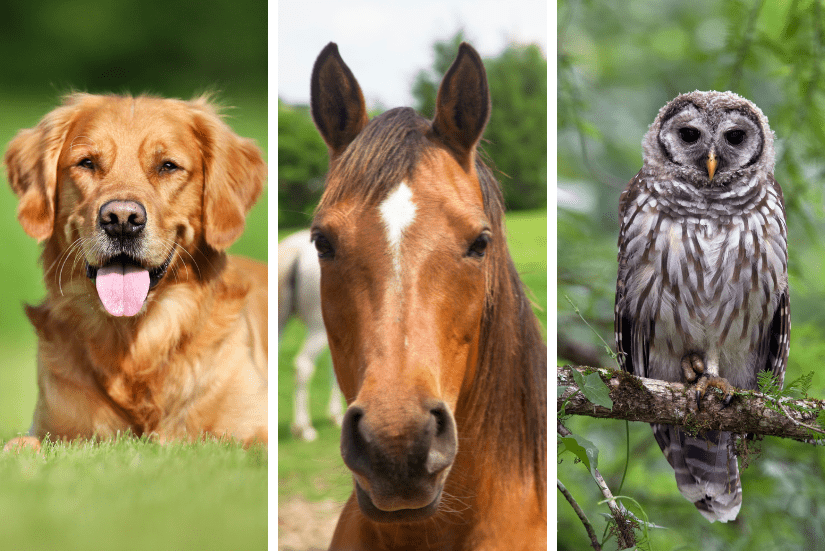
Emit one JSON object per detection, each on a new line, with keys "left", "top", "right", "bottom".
{"left": 642, "top": 90, "right": 775, "bottom": 187}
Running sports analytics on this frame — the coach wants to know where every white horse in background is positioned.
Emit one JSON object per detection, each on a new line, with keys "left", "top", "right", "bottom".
{"left": 278, "top": 229, "right": 344, "bottom": 441}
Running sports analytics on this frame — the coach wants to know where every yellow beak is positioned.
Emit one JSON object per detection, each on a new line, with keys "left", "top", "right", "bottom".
{"left": 706, "top": 151, "right": 718, "bottom": 182}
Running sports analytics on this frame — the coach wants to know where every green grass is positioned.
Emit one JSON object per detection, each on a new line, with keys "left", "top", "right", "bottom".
{"left": 278, "top": 208, "right": 547, "bottom": 503}
{"left": 0, "top": 437, "right": 267, "bottom": 550}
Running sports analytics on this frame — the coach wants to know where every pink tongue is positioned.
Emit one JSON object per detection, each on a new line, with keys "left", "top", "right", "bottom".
{"left": 95, "top": 264, "right": 150, "bottom": 317}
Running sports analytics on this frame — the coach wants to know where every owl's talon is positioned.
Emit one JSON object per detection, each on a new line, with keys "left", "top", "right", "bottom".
{"left": 690, "top": 373, "right": 735, "bottom": 411}
{"left": 681, "top": 352, "right": 705, "bottom": 383}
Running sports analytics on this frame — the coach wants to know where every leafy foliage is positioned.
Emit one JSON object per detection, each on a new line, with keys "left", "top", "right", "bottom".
{"left": 559, "top": 433, "right": 600, "bottom": 476}
{"left": 570, "top": 369, "right": 614, "bottom": 410}
{"left": 0, "top": 0, "right": 265, "bottom": 98}
{"left": 277, "top": 100, "right": 328, "bottom": 228}
{"left": 758, "top": 370, "right": 816, "bottom": 401}
{"left": 412, "top": 32, "right": 548, "bottom": 211}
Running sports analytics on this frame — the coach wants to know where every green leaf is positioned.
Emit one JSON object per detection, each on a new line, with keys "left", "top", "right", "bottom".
{"left": 571, "top": 369, "right": 614, "bottom": 410}
{"left": 784, "top": 372, "right": 814, "bottom": 399}
{"left": 558, "top": 385, "right": 569, "bottom": 398}
{"left": 757, "top": 371, "right": 782, "bottom": 397}
{"left": 560, "top": 434, "right": 599, "bottom": 476}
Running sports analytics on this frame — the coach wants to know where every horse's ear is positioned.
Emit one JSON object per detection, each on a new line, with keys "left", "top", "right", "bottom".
{"left": 311, "top": 42, "right": 369, "bottom": 161}
{"left": 432, "top": 43, "right": 491, "bottom": 170}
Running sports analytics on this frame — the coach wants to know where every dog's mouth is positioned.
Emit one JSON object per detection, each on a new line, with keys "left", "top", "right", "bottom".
{"left": 85, "top": 248, "right": 175, "bottom": 317}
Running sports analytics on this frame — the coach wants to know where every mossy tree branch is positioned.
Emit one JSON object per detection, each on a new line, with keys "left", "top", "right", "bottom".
{"left": 557, "top": 365, "right": 825, "bottom": 443}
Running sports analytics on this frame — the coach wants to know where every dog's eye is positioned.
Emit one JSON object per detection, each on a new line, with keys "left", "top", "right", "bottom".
{"left": 159, "top": 161, "right": 180, "bottom": 173}
{"left": 77, "top": 158, "right": 95, "bottom": 170}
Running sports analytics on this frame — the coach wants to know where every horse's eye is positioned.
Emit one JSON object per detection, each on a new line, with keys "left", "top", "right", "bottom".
{"left": 312, "top": 233, "right": 335, "bottom": 260}
{"left": 468, "top": 233, "right": 491, "bottom": 258}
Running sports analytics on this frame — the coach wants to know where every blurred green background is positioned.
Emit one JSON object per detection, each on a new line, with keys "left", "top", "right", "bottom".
{"left": 559, "top": 0, "right": 825, "bottom": 549}
{"left": 0, "top": 0, "right": 267, "bottom": 437}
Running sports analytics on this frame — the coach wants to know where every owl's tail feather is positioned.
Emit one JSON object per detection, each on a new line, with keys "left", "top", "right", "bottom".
{"left": 652, "top": 424, "right": 742, "bottom": 523}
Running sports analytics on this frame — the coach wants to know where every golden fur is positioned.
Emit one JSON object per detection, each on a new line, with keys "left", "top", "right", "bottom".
{"left": 3, "top": 94, "right": 267, "bottom": 451}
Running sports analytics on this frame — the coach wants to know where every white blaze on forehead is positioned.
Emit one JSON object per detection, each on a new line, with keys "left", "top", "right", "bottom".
{"left": 379, "top": 182, "right": 417, "bottom": 278}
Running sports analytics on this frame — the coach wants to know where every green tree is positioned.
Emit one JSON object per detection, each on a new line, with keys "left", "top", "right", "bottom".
{"left": 278, "top": 100, "right": 328, "bottom": 228}
{"left": 0, "top": 0, "right": 265, "bottom": 98}
{"left": 413, "top": 33, "right": 548, "bottom": 211}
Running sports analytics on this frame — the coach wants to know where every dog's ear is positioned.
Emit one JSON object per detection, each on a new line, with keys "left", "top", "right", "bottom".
{"left": 192, "top": 98, "right": 266, "bottom": 251}
{"left": 4, "top": 97, "right": 81, "bottom": 242}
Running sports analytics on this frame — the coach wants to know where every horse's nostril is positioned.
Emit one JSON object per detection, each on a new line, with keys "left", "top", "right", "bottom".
{"left": 431, "top": 405, "right": 448, "bottom": 436}
{"left": 341, "top": 405, "right": 371, "bottom": 477}
{"left": 341, "top": 401, "right": 458, "bottom": 481}
{"left": 426, "top": 403, "right": 457, "bottom": 475}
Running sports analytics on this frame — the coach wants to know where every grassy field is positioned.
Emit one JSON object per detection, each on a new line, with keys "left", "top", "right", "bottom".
{"left": 0, "top": 92, "right": 268, "bottom": 550}
{"left": 277, "top": 208, "right": 547, "bottom": 504}
{"left": 0, "top": 438, "right": 267, "bottom": 550}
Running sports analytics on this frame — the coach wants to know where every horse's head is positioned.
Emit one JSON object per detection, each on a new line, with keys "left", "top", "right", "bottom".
{"left": 310, "top": 42, "right": 493, "bottom": 523}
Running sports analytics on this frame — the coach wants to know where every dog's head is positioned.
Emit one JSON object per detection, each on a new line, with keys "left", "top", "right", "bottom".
{"left": 4, "top": 93, "right": 266, "bottom": 317}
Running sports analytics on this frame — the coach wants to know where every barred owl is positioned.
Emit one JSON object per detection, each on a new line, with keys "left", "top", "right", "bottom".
{"left": 614, "top": 91, "right": 790, "bottom": 523}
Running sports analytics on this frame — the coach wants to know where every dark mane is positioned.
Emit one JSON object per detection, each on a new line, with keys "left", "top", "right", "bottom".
{"left": 319, "top": 105, "right": 547, "bottom": 502}
{"left": 465, "top": 157, "right": 547, "bottom": 504}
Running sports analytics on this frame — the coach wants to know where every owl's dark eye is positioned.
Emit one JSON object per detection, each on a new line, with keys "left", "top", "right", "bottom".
{"left": 312, "top": 233, "right": 335, "bottom": 260}
{"left": 678, "top": 127, "right": 701, "bottom": 143}
{"left": 725, "top": 130, "right": 746, "bottom": 145}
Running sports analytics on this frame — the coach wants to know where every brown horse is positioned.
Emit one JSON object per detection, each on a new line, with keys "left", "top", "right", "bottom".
{"left": 309, "top": 42, "right": 547, "bottom": 550}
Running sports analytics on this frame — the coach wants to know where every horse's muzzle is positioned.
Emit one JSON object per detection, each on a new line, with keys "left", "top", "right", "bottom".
{"left": 340, "top": 398, "right": 458, "bottom": 523}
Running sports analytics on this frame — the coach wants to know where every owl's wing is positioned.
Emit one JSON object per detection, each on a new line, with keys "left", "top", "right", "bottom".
{"left": 615, "top": 170, "right": 649, "bottom": 378}
{"left": 761, "top": 173, "right": 790, "bottom": 387}
{"left": 615, "top": 286, "right": 648, "bottom": 378}
{"left": 762, "top": 287, "right": 790, "bottom": 386}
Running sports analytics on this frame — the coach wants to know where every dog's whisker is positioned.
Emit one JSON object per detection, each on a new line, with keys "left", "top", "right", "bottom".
{"left": 57, "top": 238, "right": 91, "bottom": 296}
{"left": 157, "top": 238, "right": 198, "bottom": 282}
{"left": 45, "top": 237, "right": 82, "bottom": 279}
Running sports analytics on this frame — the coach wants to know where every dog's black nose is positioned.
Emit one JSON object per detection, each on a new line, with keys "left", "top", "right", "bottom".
{"left": 99, "top": 200, "right": 146, "bottom": 238}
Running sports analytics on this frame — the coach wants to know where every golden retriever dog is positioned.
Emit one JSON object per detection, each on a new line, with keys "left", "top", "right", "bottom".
{"left": 3, "top": 93, "right": 267, "bottom": 451}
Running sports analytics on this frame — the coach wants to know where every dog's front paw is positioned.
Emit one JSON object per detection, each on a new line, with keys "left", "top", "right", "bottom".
{"left": 3, "top": 436, "right": 41, "bottom": 453}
